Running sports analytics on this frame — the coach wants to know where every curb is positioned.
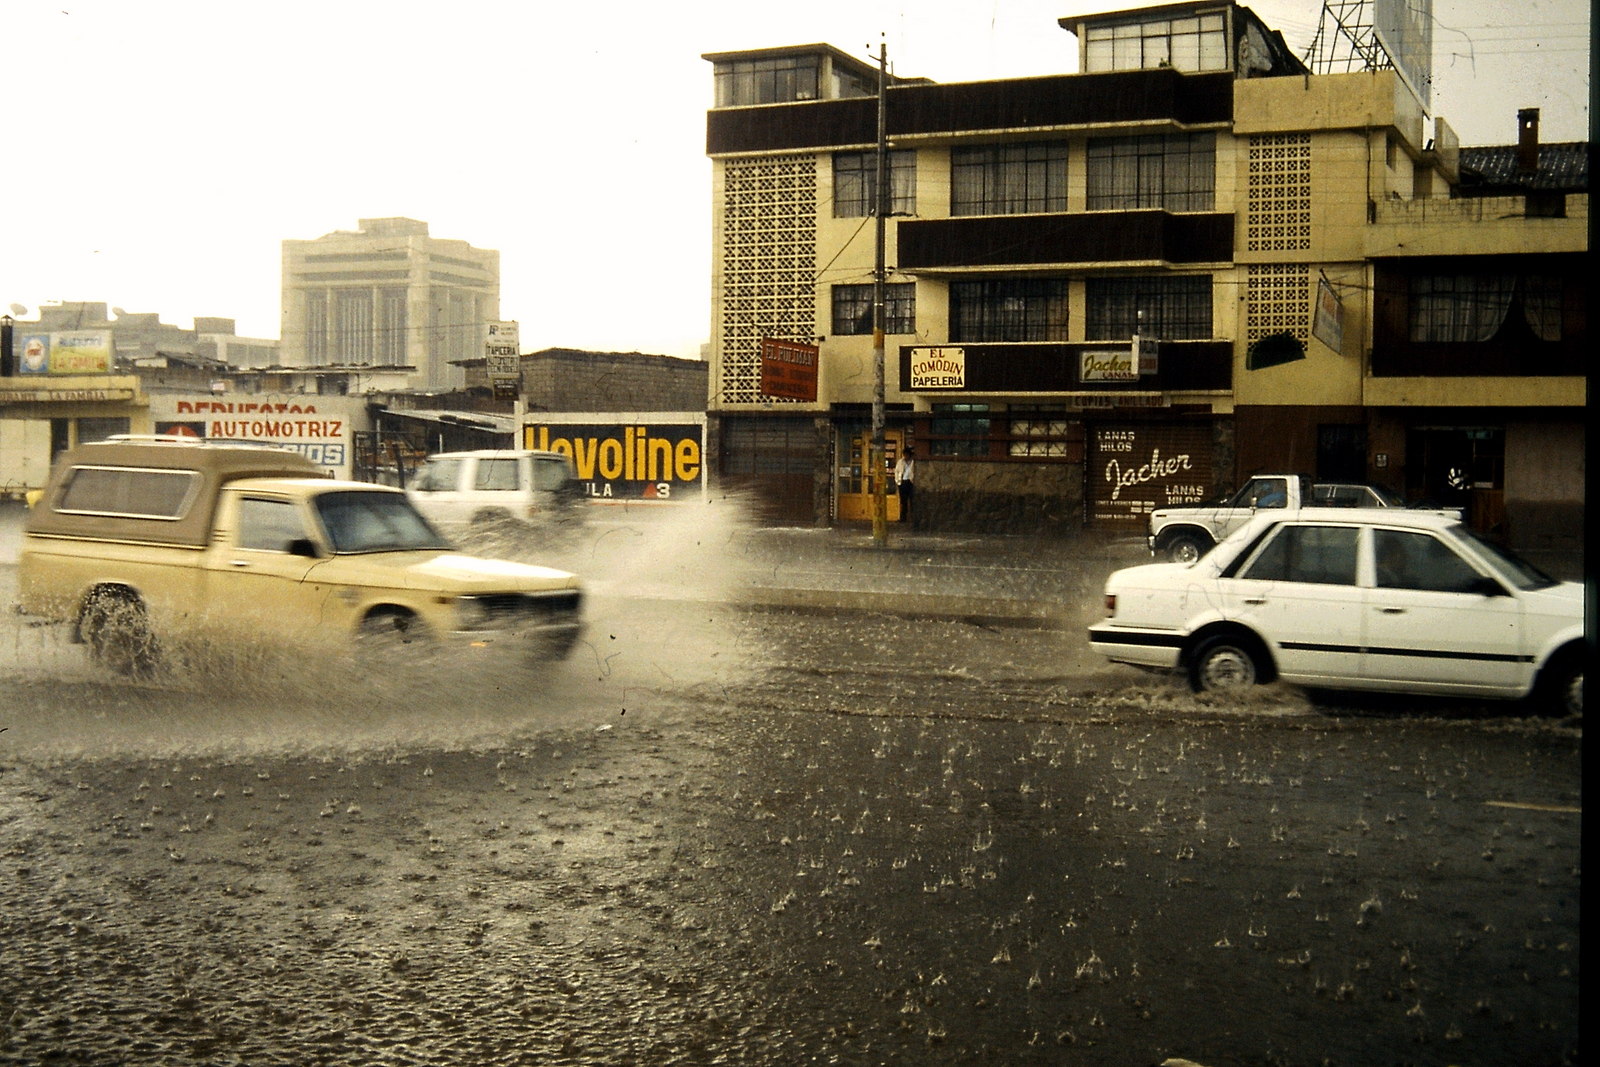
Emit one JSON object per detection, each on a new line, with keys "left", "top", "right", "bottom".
{"left": 735, "top": 585, "right": 1065, "bottom": 628}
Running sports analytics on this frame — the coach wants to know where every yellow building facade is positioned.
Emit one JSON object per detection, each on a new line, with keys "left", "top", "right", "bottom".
{"left": 703, "top": 4, "right": 1585, "bottom": 551}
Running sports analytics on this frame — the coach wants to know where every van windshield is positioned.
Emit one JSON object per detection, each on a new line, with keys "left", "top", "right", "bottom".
{"left": 530, "top": 456, "right": 576, "bottom": 491}
{"left": 314, "top": 491, "right": 452, "bottom": 553}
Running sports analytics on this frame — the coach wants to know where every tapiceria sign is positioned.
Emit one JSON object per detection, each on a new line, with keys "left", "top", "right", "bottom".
{"left": 524, "top": 415, "right": 706, "bottom": 502}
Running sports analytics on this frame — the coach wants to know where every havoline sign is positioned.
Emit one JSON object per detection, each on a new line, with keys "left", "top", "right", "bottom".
{"left": 523, "top": 413, "right": 705, "bottom": 502}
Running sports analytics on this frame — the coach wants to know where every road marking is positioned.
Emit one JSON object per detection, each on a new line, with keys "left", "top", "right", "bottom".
{"left": 1485, "top": 800, "right": 1581, "bottom": 814}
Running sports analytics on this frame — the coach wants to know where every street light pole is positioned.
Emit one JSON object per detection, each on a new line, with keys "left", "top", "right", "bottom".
{"left": 870, "top": 37, "right": 889, "bottom": 547}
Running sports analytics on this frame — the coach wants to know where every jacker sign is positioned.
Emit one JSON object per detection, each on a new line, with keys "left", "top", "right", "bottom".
{"left": 524, "top": 416, "right": 705, "bottom": 501}
{"left": 1089, "top": 424, "right": 1214, "bottom": 526}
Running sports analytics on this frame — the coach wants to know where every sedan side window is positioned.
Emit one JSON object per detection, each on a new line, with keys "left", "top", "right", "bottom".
{"left": 1374, "top": 529, "right": 1486, "bottom": 593}
{"left": 237, "top": 498, "right": 308, "bottom": 552}
{"left": 1239, "top": 524, "right": 1359, "bottom": 585}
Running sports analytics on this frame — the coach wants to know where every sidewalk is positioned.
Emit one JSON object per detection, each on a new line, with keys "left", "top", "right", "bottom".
{"left": 720, "top": 525, "right": 1151, "bottom": 627}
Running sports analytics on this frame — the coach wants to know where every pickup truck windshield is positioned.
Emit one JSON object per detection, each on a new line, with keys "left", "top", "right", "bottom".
{"left": 314, "top": 491, "right": 452, "bottom": 554}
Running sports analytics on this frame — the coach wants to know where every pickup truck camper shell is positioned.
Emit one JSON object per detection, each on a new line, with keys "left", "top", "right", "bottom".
{"left": 27, "top": 439, "right": 325, "bottom": 548}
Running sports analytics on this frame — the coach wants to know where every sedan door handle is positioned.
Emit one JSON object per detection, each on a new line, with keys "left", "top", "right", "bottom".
{"left": 1378, "top": 606, "right": 1407, "bottom": 614}
{"left": 1243, "top": 597, "right": 1267, "bottom": 605}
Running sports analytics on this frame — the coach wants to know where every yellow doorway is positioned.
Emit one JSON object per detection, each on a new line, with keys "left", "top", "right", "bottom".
{"left": 836, "top": 429, "right": 903, "bottom": 522}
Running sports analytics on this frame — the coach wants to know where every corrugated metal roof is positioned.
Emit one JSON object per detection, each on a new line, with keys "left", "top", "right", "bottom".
{"left": 384, "top": 409, "right": 516, "bottom": 434}
{"left": 1458, "top": 142, "right": 1588, "bottom": 192}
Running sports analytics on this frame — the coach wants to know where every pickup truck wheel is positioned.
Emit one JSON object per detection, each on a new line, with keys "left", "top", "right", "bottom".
{"left": 357, "top": 611, "right": 428, "bottom": 664}
{"left": 1165, "top": 533, "right": 1209, "bottom": 564}
{"left": 82, "top": 592, "right": 158, "bottom": 678}
{"left": 1189, "top": 633, "right": 1264, "bottom": 694}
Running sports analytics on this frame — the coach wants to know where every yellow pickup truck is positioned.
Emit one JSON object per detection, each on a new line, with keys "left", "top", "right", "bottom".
{"left": 17, "top": 438, "right": 583, "bottom": 677}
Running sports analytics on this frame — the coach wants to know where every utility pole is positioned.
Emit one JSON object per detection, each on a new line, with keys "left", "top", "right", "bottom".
{"left": 870, "top": 37, "right": 890, "bottom": 546}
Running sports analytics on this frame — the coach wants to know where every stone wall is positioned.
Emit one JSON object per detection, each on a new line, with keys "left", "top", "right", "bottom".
{"left": 522, "top": 350, "right": 708, "bottom": 413}
{"left": 916, "top": 459, "right": 1084, "bottom": 534}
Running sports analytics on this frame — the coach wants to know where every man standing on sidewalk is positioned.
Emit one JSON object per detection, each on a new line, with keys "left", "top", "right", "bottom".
{"left": 894, "top": 447, "right": 915, "bottom": 524}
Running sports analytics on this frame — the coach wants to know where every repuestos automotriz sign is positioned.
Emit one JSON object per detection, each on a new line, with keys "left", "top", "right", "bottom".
{"left": 524, "top": 418, "right": 705, "bottom": 502}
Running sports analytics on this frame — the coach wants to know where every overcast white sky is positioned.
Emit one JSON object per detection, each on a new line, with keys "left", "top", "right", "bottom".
{"left": 5, "top": 0, "right": 1589, "bottom": 359}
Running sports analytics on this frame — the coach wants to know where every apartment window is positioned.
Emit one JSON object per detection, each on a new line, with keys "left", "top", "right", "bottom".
{"left": 1408, "top": 273, "right": 1564, "bottom": 343}
{"left": 714, "top": 56, "right": 821, "bottom": 106}
{"left": 1083, "top": 14, "right": 1228, "bottom": 73}
{"left": 1087, "top": 133, "right": 1216, "bottom": 211}
{"left": 833, "top": 67, "right": 875, "bottom": 100}
{"left": 377, "top": 287, "right": 407, "bottom": 366}
{"left": 930, "top": 404, "right": 991, "bottom": 457}
{"left": 951, "top": 142, "right": 1068, "bottom": 216}
{"left": 1086, "top": 276, "right": 1213, "bottom": 340}
{"left": 950, "top": 278, "right": 1068, "bottom": 342}
{"left": 833, "top": 150, "right": 916, "bottom": 217}
{"left": 1008, "top": 407, "right": 1072, "bottom": 457}
{"left": 306, "top": 291, "right": 328, "bottom": 363}
{"left": 832, "top": 283, "right": 916, "bottom": 335}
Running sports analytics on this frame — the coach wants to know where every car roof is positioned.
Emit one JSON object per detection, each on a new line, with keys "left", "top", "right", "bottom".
{"left": 1247, "top": 506, "right": 1462, "bottom": 533}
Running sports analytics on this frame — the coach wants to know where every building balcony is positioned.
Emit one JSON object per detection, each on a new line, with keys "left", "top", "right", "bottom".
{"left": 896, "top": 339, "right": 1232, "bottom": 395}
{"left": 898, "top": 211, "right": 1233, "bottom": 272}
{"left": 1369, "top": 339, "right": 1585, "bottom": 380}
{"left": 705, "top": 69, "right": 1233, "bottom": 156}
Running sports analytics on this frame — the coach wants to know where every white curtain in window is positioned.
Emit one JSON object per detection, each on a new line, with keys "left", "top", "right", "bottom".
{"left": 1410, "top": 275, "right": 1515, "bottom": 342}
{"left": 1521, "top": 275, "right": 1562, "bottom": 341}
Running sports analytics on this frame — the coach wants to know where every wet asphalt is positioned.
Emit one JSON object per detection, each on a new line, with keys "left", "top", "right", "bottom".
{"left": 0, "top": 501, "right": 1584, "bottom": 1066}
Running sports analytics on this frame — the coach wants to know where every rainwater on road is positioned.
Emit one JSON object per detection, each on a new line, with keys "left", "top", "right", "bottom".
{"left": 0, "top": 500, "right": 1581, "bottom": 1066}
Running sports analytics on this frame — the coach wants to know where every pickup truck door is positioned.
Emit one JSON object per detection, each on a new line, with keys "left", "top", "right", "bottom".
{"left": 205, "top": 494, "right": 331, "bottom": 645}
{"left": 1206, "top": 476, "right": 1291, "bottom": 540}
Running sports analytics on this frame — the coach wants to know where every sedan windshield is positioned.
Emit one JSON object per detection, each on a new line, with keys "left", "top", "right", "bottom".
{"left": 1461, "top": 528, "right": 1561, "bottom": 590}
{"left": 314, "top": 491, "right": 453, "bottom": 553}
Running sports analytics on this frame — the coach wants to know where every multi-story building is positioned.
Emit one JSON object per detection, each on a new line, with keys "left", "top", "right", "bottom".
{"left": 701, "top": 2, "right": 1586, "bottom": 554}
{"left": 280, "top": 217, "right": 500, "bottom": 393}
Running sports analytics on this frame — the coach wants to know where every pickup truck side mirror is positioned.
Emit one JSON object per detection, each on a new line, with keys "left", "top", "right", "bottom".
{"left": 286, "top": 537, "right": 324, "bottom": 559}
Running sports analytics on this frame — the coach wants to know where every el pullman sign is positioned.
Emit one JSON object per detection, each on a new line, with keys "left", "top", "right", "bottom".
{"left": 759, "top": 339, "right": 819, "bottom": 401}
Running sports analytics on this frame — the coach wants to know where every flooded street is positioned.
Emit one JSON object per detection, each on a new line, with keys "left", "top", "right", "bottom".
{"left": 0, "top": 503, "right": 1582, "bottom": 1065}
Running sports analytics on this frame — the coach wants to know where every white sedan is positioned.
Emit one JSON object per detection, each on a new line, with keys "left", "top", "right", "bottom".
{"left": 1089, "top": 509, "right": 1584, "bottom": 714}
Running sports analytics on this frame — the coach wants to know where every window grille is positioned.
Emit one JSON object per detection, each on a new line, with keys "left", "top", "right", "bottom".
{"left": 831, "top": 283, "right": 915, "bottom": 335}
{"left": 950, "top": 278, "right": 1068, "bottom": 343}
{"left": 1086, "top": 133, "right": 1216, "bottom": 211}
{"left": 951, "top": 142, "right": 1068, "bottom": 216}
{"left": 1086, "top": 275, "right": 1213, "bottom": 340}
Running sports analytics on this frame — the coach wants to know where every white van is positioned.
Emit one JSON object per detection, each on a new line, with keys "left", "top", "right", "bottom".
{"left": 407, "top": 450, "right": 585, "bottom": 534}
